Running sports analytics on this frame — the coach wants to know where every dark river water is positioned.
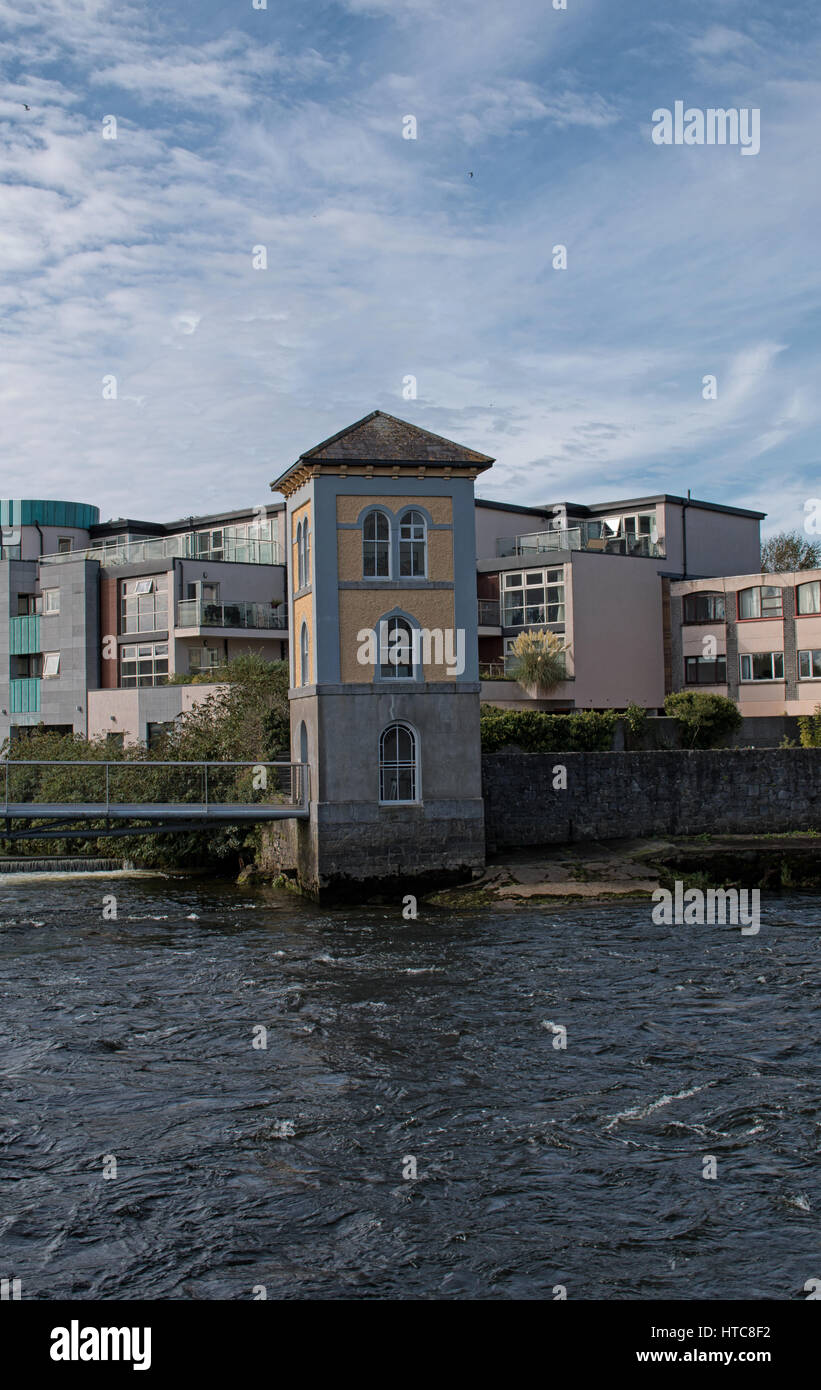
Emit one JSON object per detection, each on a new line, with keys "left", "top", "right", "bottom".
{"left": 0, "top": 876, "right": 818, "bottom": 1301}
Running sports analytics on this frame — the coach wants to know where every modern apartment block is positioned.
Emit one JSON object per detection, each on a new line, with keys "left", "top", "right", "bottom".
{"left": 0, "top": 499, "right": 288, "bottom": 748}
{"left": 474, "top": 493, "right": 765, "bottom": 710}
{"left": 671, "top": 570, "right": 821, "bottom": 716}
{"left": 0, "top": 422, "right": 782, "bottom": 749}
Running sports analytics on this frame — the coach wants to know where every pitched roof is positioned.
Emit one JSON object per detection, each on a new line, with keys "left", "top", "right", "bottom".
{"left": 289, "top": 411, "right": 494, "bottom": 468}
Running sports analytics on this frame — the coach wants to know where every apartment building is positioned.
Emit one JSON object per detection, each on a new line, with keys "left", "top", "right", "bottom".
{"left": 671, "top": 570, "right": 821, "bottom": 716}
{"left": 475, "top": 493, "right": 765, "bottom": 710}
{"left": 0, "top": 499, "right": 288, "bottom": 748}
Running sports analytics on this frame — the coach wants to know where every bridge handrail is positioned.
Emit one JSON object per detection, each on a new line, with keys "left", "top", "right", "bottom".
{"left": 1, "top": 760, "right": 309, "bottom": 812}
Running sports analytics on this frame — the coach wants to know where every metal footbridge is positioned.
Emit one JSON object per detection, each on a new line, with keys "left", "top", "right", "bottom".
{"left": 0, "top": 760, "right": 309, "bottom": 841}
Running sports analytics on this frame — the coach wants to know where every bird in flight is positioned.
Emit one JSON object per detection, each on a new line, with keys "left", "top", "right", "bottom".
{"left": 22, "top": 103, "right": 30, "bottom": 110}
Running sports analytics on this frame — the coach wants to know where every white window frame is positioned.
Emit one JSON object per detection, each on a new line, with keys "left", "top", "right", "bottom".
{"left": 42, "top": 652, "right": 60, "bottom": 678}
{"left": 739, "top": 651, "right": 785, "bottom": 682}
{"left": 43, "top": 589, "right": 60, "bottom": 614}
{"left": 363, "top": 510, "right": 391, "bottom": 579}
{"left": 797, "top": 581, "right": 821, "bottom": 616}
{"left": 798, "top": 649, "right": 821, "bottom": 680}
{"left": 398, "top": 510, "right": 427, "bottom": 578}
{"left": 379, "top": 721, "right": 420, "bottom": 804}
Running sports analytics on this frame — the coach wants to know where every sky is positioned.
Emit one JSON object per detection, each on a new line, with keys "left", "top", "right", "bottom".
{"left": 1, "top": 0, "right": 819, "bottom": 534}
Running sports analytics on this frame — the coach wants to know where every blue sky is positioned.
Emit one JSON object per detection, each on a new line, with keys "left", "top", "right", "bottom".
{"left": 1, "top": 0, "right": 819, "bottom": 534}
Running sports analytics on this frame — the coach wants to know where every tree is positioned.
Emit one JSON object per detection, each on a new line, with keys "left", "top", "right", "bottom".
{"left": 507, "top": 629, "right": 567, "bottom": 691}
{"left": 664, "top": 691, "right": 742, "bottom": 748}
{"left": 760, "top": 531, "right": 821, "bottom": 573}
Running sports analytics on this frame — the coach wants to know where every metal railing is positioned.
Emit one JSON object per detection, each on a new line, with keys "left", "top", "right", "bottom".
{"left": 478, "top": 599, "right": 501, "bottom": 626}
{"left": 176, "top": 599, "right": 288, "bottom": 630}
{"left": 1, "top": 760, "right": 309, "bottom": 819}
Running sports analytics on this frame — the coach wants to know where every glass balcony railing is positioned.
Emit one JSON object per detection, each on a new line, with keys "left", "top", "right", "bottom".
{"left": 10, "top": 677, "right": 40, "bottom": 713}
{"left": 496, "top": 528, "right": 665, "bottom": 559}
{"left": 176, "top": 599, "right": 288, "bottom": 630}
{"left": 478, "top": 600, "right": 501, "bottom": 626}
{"left": 39, "top": 532, "right": 282, "bottom": 568}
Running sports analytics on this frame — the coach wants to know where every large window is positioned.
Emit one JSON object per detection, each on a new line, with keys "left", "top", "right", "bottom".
{"left": 299, "top": 622, "right": 309, "bottom": 686}
{"left": 363, "top": 511, "right": 390, "bottom": 578}
{"left": 798, "top": 649, "right": 821, "bottom": 679}
{"left": 399, "top": 510, "right": 426, "bottom": 577}
{"left": 797, "top": 581, "right": 821, "bottom": 615}
{"left": 685, "top": 655, "right": 727, "bottom": 684}
{"left": 121, "top": 575, "right": 168, "bottom": 634}
{"left": 683, "top": 592, "right": 725, "bottom": 623}
{"left": 379, "top": 722, "right": 418, "bottom": 803}
{"left": 739, "top": 651, "right": 784, "bottom": 682}
{"left": 502, "top": 568, "right": 565, "bottom": 626}
{"left": 738, "top": 586, "right": 783, "bottom": 620}
{"left": 379, "top": 617, "right": 414, "bottom": 679}
{"left": 188, "top": 648, "right": 221, "bottom": 676}
{"left": 120, "top": 642, "right": 168, "bottom": 687}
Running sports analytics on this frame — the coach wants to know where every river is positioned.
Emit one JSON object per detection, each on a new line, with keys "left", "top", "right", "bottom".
{"left": 1, "top": 876, "right": 818, "bottom": 1300}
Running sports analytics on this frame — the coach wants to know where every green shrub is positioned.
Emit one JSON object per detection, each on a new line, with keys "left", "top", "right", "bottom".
{"left": 797, "top": 705, "right": 821, "bottom": 748}
{"left": 506, "top": 630, "right": 567, "bottom": 690}
{"left": 623, "top": 703, "right": 648, "bottom": 747}
{"left": 480, "top": 705, "right": 617, "bottom": 753}
{"left": 663, "top": 690, "right": 742, "bottom": 748}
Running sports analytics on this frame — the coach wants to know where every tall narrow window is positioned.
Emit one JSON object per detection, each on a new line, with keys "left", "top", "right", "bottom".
{"left": 399, "top": 510, "right": 426, "bottom": 577}
{"left": 300, "top": 622, "right": 309, "bottom": 687}
{"left": 302, "top": 521, "right": 311, "bottom": 586}
{"left": 379, "top": 723, "right": 418, "bottom": 803}
{"left": 363, "top": 511, "right": 390, "bottom": 578}
{"left": 296, "top": 521, "right": 304, "bottom": 589}
{"left": 379, "top": 617, "right": 413, "bottom": 679}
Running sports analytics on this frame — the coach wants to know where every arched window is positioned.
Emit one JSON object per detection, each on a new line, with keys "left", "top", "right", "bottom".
{"left": 399, "top": 510, "right": 426, "bottom": 577}
{"left": 379, "top": 722, "right": 419, "bottom": 803}
{"left": 302, "top": 521, "right": 311, "bottom": 586}
{"left": 299, "top": 622, "right": 309, "bottom": 686}
{"left": 363, "top": 511, "right": 390, "bottom": 578}
{"left": 797, "top": 580, "right": 821, "bottom": 615}
{"left": 379, "top": 616, "right": 414, "bottom": 679}
{"left": 296, "top": 520, "right": 304, "bottom": 589}
{"left": 298, "top": 720, "right": 308, "bottom": 765}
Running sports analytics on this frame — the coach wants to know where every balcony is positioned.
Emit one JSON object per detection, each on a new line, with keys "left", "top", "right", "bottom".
{"left": 10, "top": 678, "right": 40, "bottom": 714}
{"left": 40, "top": 531, "right": 282, "bottom": 568}
{"left": 176, "top": 599, "right": 288, "bottom": 631}
{"left": 497, "top": 526, "right": 665, "bottom": 559}
{"left": 478, "top": 599, "right": 500, "bottom": 626}
{"left": 9, "top": 615, "right": 40, "bottom": 655}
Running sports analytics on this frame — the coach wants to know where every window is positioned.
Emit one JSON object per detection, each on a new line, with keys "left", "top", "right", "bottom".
{"left": 683, "top": 592, "right": 725, "bottom": 623}
{"left": 296, "top": 520, "right": 304, "bottom": 588}
{"left": 399, "top": 510, "right": 426, "bottom": 577}
{"left": 43, "top": 589, "right": 60, "bottom": 614}
{"left": 302, "top": 520, "right": 310, "bottom": 586}
{"left": 502, "top": 569, "right": 565, "bottom": 626}
{"left": 379, "top": 722, "right": 418, "bottom": 803}
{"left": 298, "top": 721, "right": 308, "bottom": 766}
{"left": 739, "top": 652, "right": 784, "bottom": 682}
{"left": 42, "top": 652, "right": 60, "bottom": 678}
{"left": 798, "top": 650, "right": 821, "bottom": 679}
{"left": 120, "top": 642, "right": 169, "bottom": 688}
{"left": 57, "top": 538, "right": 72, "bottom": 554}
{"left": 685, "top": 655, "right": 727, "bottom": 684}
{"left": 738, "top": 586, "right": 783, "bottom": 620}
{"left": 797, "top": 581, "right": 821, "bottom": 615}
{"left": 147, "top": 721, "right": 175, "bottom": 751}
{"left": 188, "top": 647, "right": 221, "bottom": 675}
{"left": 17, "top": 594, "right": 37, "bottom": 615}
{"left": 299, "top": 623, "right": 309, "bottom": 686}
{"left": 379, "top": 617, "right": 414, "bottom": 679}
{"left": 121, "top": 575, "right": 168, "bottom": 634}
{"left": 363, "top": 511, "right": 390, "bottom": 578}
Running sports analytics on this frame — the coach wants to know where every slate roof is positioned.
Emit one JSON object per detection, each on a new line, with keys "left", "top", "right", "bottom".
{"left": 284, "top": 411, "right": 495, "bottom": 471}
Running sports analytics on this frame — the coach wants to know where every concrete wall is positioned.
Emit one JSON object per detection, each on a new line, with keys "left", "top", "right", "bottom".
{"left": 87, "top": 682, "right": 225, "bottom": 745}
{"left": 482, "top": 748, "right": 821, "bottom": 850}
{"left": 569, "top": 551, "right": 666, "bottom": 708}
{"left": 660, "top": 502, "right": 762, "bottom": 578}
{"left": 474, "top": 501, "right": 549, "bottom": 561}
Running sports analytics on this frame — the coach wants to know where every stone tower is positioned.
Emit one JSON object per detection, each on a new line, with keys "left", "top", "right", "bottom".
{"left": 269, "top": 410, "right": 494, "bottom": 902}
